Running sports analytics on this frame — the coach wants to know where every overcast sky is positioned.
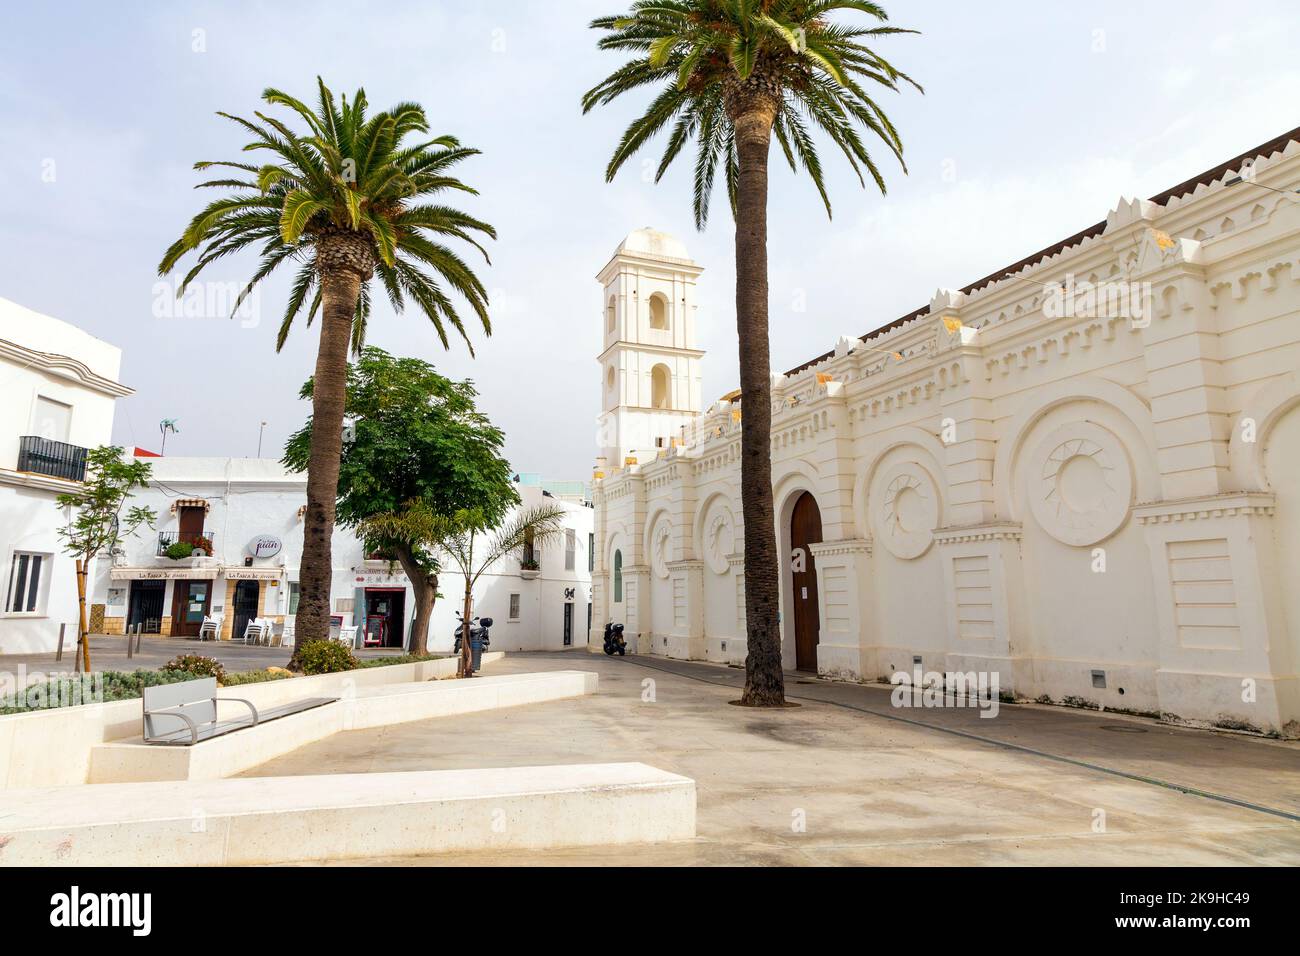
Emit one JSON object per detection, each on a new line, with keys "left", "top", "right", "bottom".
{"left": 1, "top": 1, "right": 1296, "bottom": 479}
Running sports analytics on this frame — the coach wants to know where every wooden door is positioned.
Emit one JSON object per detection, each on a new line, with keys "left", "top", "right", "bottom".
{"left": 170, "top": 580, "right": 211, "bottom": 638}
{"left": 790, "top": 492, "right": 823, "bottom": 672}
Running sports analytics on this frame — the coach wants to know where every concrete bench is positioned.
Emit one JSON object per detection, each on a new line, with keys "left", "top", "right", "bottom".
{"left": 93, "top": 670, "right": 599, "bottom": 783}
{"left": 0, "top": 763, "right": 697, "bottom": 865}
{"left": 142, "top": 677, "right": 335, "bottom": 746}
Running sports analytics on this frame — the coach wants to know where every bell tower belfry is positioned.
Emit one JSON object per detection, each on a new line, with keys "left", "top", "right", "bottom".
{"left": 596, "top": 228, "right": 705, "bottom": 470}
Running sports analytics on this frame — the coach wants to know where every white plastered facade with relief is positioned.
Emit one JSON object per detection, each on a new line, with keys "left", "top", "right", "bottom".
{"left": 590, "top": 133, "right": 1300, "bottom": 737}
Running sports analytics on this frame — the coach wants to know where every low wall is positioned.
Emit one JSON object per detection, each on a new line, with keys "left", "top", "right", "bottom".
{"left": 0, "top": 652, "right": 504, "bottom": 790}
{"left": 0, "top": 763, "right": 696, "bottom": 866}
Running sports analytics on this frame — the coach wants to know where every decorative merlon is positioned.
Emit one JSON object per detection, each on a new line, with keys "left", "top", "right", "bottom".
{"left": 1106, "top": 196, "right": 1160, "bottom": 231}
{"left": 934, "top": 523, "right": 1024, "bottom": 546}
{"left": 1134, "top": 492, "right": 1276, "bottom": 525}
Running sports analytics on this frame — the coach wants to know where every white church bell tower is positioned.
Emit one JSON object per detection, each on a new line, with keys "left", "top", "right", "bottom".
{"left": 596, "top": 228, "right": 705, "bottom": 470}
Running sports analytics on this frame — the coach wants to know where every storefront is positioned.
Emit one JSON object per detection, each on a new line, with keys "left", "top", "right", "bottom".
{"left": 109, "top": 567, "right": 219, "bottom": 636}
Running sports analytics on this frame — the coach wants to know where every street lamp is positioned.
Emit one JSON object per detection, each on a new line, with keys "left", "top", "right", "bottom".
{"left": 257, "top": 421, "right": 268, "bottom": 458}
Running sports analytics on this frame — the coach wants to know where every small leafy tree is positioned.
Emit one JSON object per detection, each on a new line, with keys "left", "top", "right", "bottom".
{"left": 364, "top": 503, "right": 565, "bottom": 676}
{"left": 54, "top": 447, "right": 155, "bottom": 671}
{"left": 285, "top": 348, "right": 517, "bottom": 657}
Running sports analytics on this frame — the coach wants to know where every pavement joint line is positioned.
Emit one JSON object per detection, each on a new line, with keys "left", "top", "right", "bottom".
{"left": 609, "top": 655, "right": 1300, "bottom": 826}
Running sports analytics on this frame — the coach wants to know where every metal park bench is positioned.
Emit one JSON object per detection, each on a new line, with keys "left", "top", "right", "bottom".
{"left": 142, "top": 677, "right": 337, "bottom": 746}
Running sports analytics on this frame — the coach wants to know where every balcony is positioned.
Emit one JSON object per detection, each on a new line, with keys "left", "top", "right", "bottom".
{"left": 157, "top": 531, "right": 216, "bottom": 558}
{"left": 16, "top": 436, "right": 88, "bottom": 482}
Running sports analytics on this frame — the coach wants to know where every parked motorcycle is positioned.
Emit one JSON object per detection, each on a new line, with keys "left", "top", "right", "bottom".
{"left": 603, "top": 621, "right": 627, "bottom": 656}
{"left": 453, "top": 615, "right": 493, "bottom": 655}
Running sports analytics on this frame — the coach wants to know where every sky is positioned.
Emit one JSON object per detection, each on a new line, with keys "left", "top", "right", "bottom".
{"left": 1, "top": 1, "right": 1296, "bottom": 479}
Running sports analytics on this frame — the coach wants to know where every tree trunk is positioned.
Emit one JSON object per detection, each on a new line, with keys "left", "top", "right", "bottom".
{"left": 730, "top": 90, "right": 786, "bottom": 707}
{"left": 395, "top": 544, "right": 436, "bottom": 656}
{"left": 459, "top": 581, "right": 474, "bottom": 678}
{"left": 290, "top": 261, "right": 363, "bottom": 667}
{"left": 76, "top": 558, "right": 90, "bottom": 673}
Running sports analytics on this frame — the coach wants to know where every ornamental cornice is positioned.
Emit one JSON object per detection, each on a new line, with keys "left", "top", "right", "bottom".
{"left": 0, "top": 337, "right": 133, "bottom": 398}
{"left": 1134, "top": 492, "right": 1276, "bottom": 525}
{"left": 934, "top": 523, "right": 1024, "bottom": 546}
{"left": 808, "top": 538, "right": 873, "bottom": 558}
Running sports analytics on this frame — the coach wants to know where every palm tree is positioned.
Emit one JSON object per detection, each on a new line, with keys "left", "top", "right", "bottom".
{"left": 363, "top": 502, "right": 567, "bottom": 676}
{"left": 158, "top": 79, "right": 496, "bottom": 656}
{"left": 583, "top": 1, "right": 920, "bottom": 706}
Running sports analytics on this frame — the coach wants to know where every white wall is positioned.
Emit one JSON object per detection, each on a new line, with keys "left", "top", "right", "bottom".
{"left": 593, "top": 136, "right": 1300, "bottom": 736}
{"left": 0, "top": 297, "right": 128, "bottom": 653}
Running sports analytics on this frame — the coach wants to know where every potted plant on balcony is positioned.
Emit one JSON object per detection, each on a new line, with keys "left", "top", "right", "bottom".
{"left": 162, "top": 539, "right": 211, "bottom": 561}
{"left": 519, "top": 557, "right": 541, "bottom": 579}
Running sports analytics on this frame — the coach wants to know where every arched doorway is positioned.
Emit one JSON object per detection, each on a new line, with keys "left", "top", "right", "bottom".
{"left": 789, "top": 491, "right": 822, "bottom": 671}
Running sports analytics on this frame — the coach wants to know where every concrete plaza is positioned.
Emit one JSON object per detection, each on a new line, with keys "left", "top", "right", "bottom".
{"left": 243, "top": 652, "right": 1300, "bottom": 866}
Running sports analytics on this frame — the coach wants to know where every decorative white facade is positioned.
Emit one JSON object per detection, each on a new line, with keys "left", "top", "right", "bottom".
{"left": 92, "top": 457, "right": 595, "bottom": 653}
{"left": 0, "top": 297, "right": 132, "bottom": 654}
{"left": 590, "top": 128, "right": 1300, "bottom": 737}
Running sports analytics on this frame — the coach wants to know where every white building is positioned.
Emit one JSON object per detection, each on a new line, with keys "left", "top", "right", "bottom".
{"left": 93, "top": 457, "right": 595, "bottom": 653}
{"left": 590, "top": 127, "right": 1300, "bottom": 737}
{"left": 0, "top": 297, "right": 132, "bottom": 654}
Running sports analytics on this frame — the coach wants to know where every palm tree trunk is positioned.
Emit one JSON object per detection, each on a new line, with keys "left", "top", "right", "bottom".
{"left": 291, "top": 266, "right": 360, "bottom": 663}
{"left": 732, "top": 102, "right": 786, "bottom": 708}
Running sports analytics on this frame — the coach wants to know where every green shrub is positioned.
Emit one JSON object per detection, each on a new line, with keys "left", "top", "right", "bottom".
{"left": 221, "top": 668, "right": 296, "bottom": 686}
{"left": 162, "top": 540, "right": 210, "bottom": 560}
{"left": 296, "top": 640, "right": 357, "bottom": 675}
{"left": 355, "top": 652, "right": 441, "bottom": 669}
{"left": 0, "top": 668, "right": 195, "bottom": 715}
{"left": 162, "top": 654, "right": 227, "bottom": 684}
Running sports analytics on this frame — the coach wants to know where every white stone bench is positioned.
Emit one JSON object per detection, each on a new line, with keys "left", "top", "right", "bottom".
{"left": 89, "top": 671, "right": 599, "bottom": 783}
{"left": 0, "top": 763, "right": 696, "bottom": 865}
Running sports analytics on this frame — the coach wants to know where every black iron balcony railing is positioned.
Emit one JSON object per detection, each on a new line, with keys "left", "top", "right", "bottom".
{"left": 157, "top": 531, "right": 216, "bottom": 558}
{"left": 16, "top": 436, "right": 89, "bottom": 482}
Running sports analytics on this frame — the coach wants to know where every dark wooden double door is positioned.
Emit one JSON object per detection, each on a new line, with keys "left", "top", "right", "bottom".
{"left": 790, "top": 492, "right": 823, "bottom": 672}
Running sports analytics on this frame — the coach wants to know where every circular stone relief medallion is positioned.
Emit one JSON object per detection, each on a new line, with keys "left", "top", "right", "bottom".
{"left": 650, "top": 517, "right": 672, "bottom": 579}
{"left": 1027, "top": 422, "right": 1133, "bottom": 547}
{"left": 702, "top": 505, "right": 734, "bottom": 576}
{"left": 873, "top": 462, "right": 940, "bottom": 560}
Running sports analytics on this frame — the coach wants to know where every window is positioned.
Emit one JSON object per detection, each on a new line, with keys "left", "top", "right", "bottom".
{"left": 509, "top": 593, "right": 521, "bottom": 620}
{"left": 651, "top": 364, "right": 671, "bottom": 409}
{"left": 32, "top": 396, "right": 72, "bottom": 443}
{"left": 5, "top": 552, "right": 46, "bottom": 614}
{"left": 588, "top": 533, "right": 594, "bottom": 572}
{"left": 288, "top": 582, "right": 300, "bottom": 615}
{"left": 613, "top": 550, "right": 623, "bottom": 603}
{"left": 648, "top": 293, "right": 669, "bottom": 330}
{"left": 606, "top": 296, "right": 616, "bottom": 335}
{"left": 606, "top": 365, "right": 616, "bottom": 393}
{"left": 565, "top": 529, "right": 576, "bottom": 571}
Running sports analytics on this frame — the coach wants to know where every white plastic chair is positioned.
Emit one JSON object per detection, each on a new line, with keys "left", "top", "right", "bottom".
{"left": 243, "top": 618, "right": 271, "bottom": 645}
{"left": 277, "top": 622, "right": 295, "bottom": 648}
{"left": 198, "top": 614, "right": 223, "bottom": 642}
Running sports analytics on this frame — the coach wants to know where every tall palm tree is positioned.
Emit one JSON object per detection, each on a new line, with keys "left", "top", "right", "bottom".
{"left": 583, "top": 1, "right": 920, "bottom": 706}
{"left": 159, "top": 79, "right": 496, "bottom": 656}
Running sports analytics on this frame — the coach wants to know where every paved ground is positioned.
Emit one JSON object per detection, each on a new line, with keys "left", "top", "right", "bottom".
{"left": 2, "top": 636, "right": 421, "bottom": 675}
{"left": 243, "top": 652, "right": 1300, "bottom": 866}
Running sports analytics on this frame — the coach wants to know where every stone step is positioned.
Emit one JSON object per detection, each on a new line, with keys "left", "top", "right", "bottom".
{"left": 0, "top": 763, "right": 696, "bottom": 865}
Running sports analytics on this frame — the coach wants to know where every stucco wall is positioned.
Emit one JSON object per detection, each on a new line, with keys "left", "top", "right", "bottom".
{"left": 591, "top": 137, "right": 1300, "bottom": 736}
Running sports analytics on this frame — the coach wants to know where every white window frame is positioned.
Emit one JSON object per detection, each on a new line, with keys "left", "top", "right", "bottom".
{"left": 565, "top": 528, "right": 576, "bottom": 571}
{"left": 508, "top": 593, "right": 521, "bottom": 621}
{"left": 4, "top": 550, "right": 51, "bottom": 617}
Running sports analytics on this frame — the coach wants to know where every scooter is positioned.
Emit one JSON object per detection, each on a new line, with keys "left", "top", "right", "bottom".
{"left": 453, "top": 615, "right": 493, "bottom": 654}
{"left": 603, "top": 621, "right": 627, "bottom": 656}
